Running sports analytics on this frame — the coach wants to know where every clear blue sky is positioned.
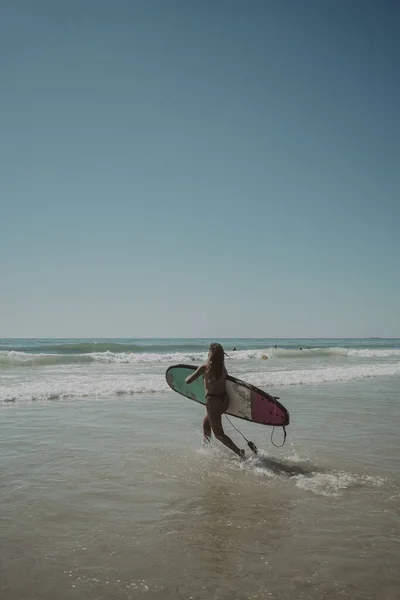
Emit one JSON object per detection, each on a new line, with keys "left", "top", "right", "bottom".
{"left": 1, "top": 0, "right": 399, "bottom": 338}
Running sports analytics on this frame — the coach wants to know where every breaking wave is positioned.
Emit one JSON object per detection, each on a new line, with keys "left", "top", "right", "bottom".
{"left": 2, "top": 345, "right": 400, "bottom": 368}
{"left": 2, "top": 361, "right": 400, "bottom": 404}
{"left": 0, "top": 341, "right": 209, "bottom": 355}
{"left": 1, "top": 374, "right": 168, "bottom": 404}
{"left": 247, "top": 362, "right": 400, "bottom": 387}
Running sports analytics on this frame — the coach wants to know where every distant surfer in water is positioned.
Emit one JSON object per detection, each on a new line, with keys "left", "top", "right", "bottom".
{"left": 185, "top": 342, "right": 245, "bottom": 459}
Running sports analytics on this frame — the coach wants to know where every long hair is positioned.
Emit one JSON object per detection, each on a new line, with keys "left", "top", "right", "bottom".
{"left": 205, "top": 342, "right": 225, "bottom": 380}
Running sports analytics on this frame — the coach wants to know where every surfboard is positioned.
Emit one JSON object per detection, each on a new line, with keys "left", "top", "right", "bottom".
{"left": 165, "top": 364, "right": 289, "bottom": 427}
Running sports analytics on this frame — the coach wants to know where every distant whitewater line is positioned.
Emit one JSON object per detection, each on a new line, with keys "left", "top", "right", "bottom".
{"left": 1, "top": 338, "right": 399, "bottom": 356}
{"left": 1, "top": 346, "right": 400, "bottom": 368}
{"left": 0, "top": 341, "right": 208, "bottom": 354}
{"left": 2, "top": 362, "right": 400, "bottom": 404}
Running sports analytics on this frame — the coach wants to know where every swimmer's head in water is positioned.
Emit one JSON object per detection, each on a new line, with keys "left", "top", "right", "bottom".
{"left": 206, "top": 342, "right": 225, "bottom": 379}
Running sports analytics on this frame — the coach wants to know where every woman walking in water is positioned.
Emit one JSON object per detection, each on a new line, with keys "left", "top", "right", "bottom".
{"left": 185, "top": 342, "right": 245, "bottom": 458}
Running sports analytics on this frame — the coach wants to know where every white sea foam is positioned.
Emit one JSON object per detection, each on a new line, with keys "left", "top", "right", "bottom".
{"left": 292, "top": 471, "right": 386, "bottom": 497}
{"left": 89, "top": 350, "right": 208, "bottom": 364}
{"left": 267, "top": 347, "right": 400, "bottom": 359}
{"left": 0, "top": 350, "right": 208, "bottom": 366}
{"left": 94, "top": 346, "right": 400, "bottom": 362}
{"left": 1, "top": 345, "right": 400, "bottom": 367}
{"left": 242, "top": 452, "right": 387, "bottom": 497}
{"left": 2, "top": 360, "right": 400, "bottom": 404}
{"left": 0, "top": 373, "right": 168, "bottom": 404}
{"left": 247, "top": 362, "right": 400, "bottom": 387}
{"left": 0, "top": 347, "right": 277, "bottom": 367}
{"left": 346, "top": 348, "right": 400, "bottom": 358}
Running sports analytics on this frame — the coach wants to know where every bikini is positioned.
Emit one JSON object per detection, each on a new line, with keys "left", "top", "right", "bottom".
{"left": 204, "top": 367, "right": 227, "bottom": 403}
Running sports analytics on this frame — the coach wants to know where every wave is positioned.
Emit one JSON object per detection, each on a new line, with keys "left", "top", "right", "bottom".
{"left": 2, "top": 362, "right": 400, "bottom": 404}
{"left": 0, "top": 341, "right": 210, "bottom": 355}
{"left": 0, "top": 348, "right": 270, "bottom": 367}
{"left": 2, "top": 344, "right": 400, "bottom": 368}
{"left": 0, "top": 351, "right": 95, "bottom": 367}
{"left": 346, "top": 348, "right": 400, "bottom": 358}
{"left": 1, "top": 374, "right": 168, "bottom": 404}
{"left": 270, "top": 347, "right": 400, "bottom": 358}
{"left": 247, "top": 362, "right": 400, "bottom": 387}
{"left": 270, "top": 347, "right": 348, "bottom": 358}
{"left": 0, "top": 350, "right": 209, "bottom": 367}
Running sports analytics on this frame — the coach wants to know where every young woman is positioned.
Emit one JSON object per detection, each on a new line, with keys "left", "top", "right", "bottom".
{"left": 185, "top": 342, "right": 245, "bottom": 458}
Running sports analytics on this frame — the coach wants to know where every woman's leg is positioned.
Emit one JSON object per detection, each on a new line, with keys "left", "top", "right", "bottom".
{"left": 203, "top": 415, "right": 212, "bottom": 442}
{"left": 206, "top": 398, "right": 244, "bottom": 457}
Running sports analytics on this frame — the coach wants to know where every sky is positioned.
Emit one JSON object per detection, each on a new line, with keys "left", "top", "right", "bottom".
{"left": 1, "top": 0, "right": 399, "bottom": 338}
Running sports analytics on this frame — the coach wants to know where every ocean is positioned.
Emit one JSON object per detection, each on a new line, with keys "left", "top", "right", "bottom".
{"left": 1, "top": 338, "right": 399, "bottom": 600}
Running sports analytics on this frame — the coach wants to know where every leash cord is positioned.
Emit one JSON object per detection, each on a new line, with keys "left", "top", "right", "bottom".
{"left": 225, "top": 415, "right": 288, "bottom": 450}
{"left": 224, "top": 415, "right": 258, "bottom": 455}
{"left": 271, "top": 425, "right": 287, "bottom": 447}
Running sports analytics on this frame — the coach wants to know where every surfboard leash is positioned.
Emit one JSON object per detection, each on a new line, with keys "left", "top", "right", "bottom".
{"left": 270, "top": 425, "right": 287, "bottom": 448}
{"left": 270, "top": 395, "right": 288, "bottom": 447}
{"left": 225, "top": 416, "right": 288, "bottom": 451}
{"left": 224, "top": 415, "right": 258, "bottom": 455}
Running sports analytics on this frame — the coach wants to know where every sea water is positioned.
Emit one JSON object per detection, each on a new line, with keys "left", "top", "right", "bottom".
{"left": 1, "top": 338, "right": 399, "bottom": 599}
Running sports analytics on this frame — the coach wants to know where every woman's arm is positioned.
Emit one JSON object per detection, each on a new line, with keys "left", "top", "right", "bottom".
{"left": 186, "top": 364, "right": 206, "bottom": 384}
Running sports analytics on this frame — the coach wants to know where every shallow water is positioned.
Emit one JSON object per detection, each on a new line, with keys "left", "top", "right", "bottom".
{"left": 1, "top": 339, "right": 400, "bottom": 599}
